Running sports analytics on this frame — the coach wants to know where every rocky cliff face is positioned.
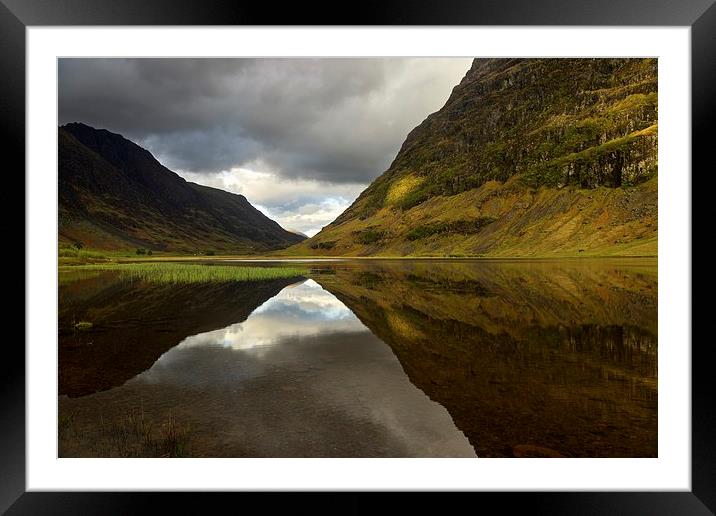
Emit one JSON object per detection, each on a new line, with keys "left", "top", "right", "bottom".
{"left": 288, "top": 58, "right": 657, "bottom": 257}
{"left": 59, "top": 123, "right": 305, "bottom": 252}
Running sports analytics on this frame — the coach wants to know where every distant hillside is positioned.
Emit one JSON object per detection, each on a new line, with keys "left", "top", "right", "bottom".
{"left": 59, "top": 123, "right": 305, "bottom": 253}
{"left": 287, "top": 59, "right": 657, "bottom": 257}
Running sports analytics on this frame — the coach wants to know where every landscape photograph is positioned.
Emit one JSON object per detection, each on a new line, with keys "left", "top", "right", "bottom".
{"left": 58, "top": 57, "right": 657, "bottom": 458}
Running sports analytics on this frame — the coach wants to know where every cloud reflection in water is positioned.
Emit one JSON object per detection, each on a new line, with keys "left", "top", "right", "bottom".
{"left": 175, "top": 279, "right": 367, "bottom": 354}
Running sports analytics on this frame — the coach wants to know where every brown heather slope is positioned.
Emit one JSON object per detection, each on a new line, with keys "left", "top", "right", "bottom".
{"left": 286, "top": 58, "right": 658, "bottom": 257}
{"left": 59, "top": 123, "right": 305, "bottom": 253}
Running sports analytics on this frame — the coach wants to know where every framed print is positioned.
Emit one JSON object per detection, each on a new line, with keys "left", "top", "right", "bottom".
{"left": 4, "top": 0, "right": 711, "bottom": 513}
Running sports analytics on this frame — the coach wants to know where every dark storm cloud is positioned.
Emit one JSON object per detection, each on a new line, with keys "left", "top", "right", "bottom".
{"left": 58, "top": 58, "right": 472, "bottom": 184}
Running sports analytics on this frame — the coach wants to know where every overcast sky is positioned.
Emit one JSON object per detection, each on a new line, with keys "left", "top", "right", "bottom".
{"left": 58, "top": 58, "right": 472, "bottom": 236}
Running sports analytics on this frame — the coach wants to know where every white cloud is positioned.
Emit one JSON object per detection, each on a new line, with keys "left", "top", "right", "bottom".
{"left": 180, "top": 166, "right": 366, "bottom": 236}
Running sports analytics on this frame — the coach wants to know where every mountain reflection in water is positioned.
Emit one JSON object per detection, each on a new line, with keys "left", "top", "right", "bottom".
{"left": 59, "top": 259, "right": 657, "bottom": 458}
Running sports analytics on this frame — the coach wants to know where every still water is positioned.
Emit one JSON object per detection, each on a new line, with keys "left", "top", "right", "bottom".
{"left": 58, "top": 259, "right": 657, "bottom": 457}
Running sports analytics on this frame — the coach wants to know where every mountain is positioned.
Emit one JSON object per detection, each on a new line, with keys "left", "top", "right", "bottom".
{"left": 286, "top": 229, "right": 310, "bottom": 239}
{"left": 287, "top": 58, "right": 658, "bottom": 257}
{"left": 58, "top": 123, "right": 305, "bottom": 253}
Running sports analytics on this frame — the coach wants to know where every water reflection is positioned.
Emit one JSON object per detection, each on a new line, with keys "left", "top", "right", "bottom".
{"left": 314, "top": 259, "right": 657, "bottom": 457}
{"left": 174, "top": 279, "right": 366, "bottom": 354}
{"left": 60, "top": 276, "right": 476, "bottom": 457}
{"left": 58, "top": 259, "right": 657, "bottom": 458}
{"left": 58, "top": 274, "right": 300, "bottom": 397}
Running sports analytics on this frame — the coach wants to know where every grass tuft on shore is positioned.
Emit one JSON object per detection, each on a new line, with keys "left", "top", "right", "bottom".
{"left": 60, "top": 262, "right": 307, "bottom": 284}
{"left": 60, "top": 409, "right": 192, "bottom": 458}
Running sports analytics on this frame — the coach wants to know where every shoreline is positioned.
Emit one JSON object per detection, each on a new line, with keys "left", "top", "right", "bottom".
{"left": 59, "top": 253, "right": 658, "bottom": 267}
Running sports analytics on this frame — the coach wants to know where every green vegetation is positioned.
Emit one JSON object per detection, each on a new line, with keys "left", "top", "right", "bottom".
{"left": 62, "top": 263, "right": 307, "bottom": 284}
{"left": 58, "top": 243, "right": 169, "bottom": 265}
{"left": 58, "top": 243, "right": 112, "bottom": 265}
{"left": 354, "top": 229, "right": 385, "bottom": 244}
{"left": 522, "top": 124, "right": 658, "bottom": 188}
{"left": 310, "top": 241, "right": 336, "bottom": 250}
{"left": 74, "top": 321, "right": 93, "bottom": 330}
{"left": 406, "top": 217, "right": 496, "bottom": 241}
{"left": 395, "top": 187, "right": 435, "bottom": 211}
{"left": 385, "top": 174, "right": 425, "bottom": 205}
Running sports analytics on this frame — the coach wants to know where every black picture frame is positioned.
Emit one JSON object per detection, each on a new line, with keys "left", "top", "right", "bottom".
{"left": 4, "top": 0, "right": 711, "bottom": 513}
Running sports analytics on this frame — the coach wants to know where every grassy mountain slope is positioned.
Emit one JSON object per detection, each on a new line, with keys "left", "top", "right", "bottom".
{"left": 59, "top": 123, "right": 305, "bottom": 253}
{"left": 287, "top": 59, "right": 658, "bottom": 257}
